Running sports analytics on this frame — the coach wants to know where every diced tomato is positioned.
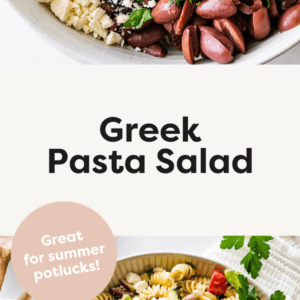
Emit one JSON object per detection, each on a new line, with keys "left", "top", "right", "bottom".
{"left": 207, "top": 269, "right": 228, "bottom": 295}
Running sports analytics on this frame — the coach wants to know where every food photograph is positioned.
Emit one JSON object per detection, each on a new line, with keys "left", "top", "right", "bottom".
{"left": 1, "top": 237, "right": 299, "bottom": 300}
{"left": 2, "top": 0, "right": 300, "bottom": 63}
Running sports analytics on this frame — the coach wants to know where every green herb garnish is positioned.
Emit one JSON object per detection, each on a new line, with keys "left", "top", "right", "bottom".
{"left": 146, "top": 268, "right": 154, "bottom": 276}
{"left": 238, "top": 274, "right": 261, "bottom": 300}
{"left": 270, "top": 291, "right": 286, "bottom": 300}
{"left": 221, "top": 236, "right": 245, "bottom": 250}
{"left": 220, "top": 236, "right": 273, "bottom": 279}
{"left": 123, "top": 8, "right": 153, "bottom": 29}
{"left": 238, "top": 274, "right": 286, "bottom": 300}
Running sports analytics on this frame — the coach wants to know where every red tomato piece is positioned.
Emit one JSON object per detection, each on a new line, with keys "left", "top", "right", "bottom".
{"left": 207, "top": 269, "right": 228, "bottom": 295}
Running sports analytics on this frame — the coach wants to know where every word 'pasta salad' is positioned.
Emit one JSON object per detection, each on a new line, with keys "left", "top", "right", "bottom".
{"left": 93, "top": 263, "right": 251, "bottom": 300}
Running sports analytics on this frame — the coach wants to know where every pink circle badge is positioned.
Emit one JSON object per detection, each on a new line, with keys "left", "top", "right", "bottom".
{"left": 12, "top": 202, "right": 117, "bottom": 300}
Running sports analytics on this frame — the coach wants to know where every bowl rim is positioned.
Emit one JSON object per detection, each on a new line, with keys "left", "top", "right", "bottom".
{"left": 116, "top": 251, "right": 270, "bottom": 298}
{"left": 7, "top": 0, "right": 300, "bottom": 64}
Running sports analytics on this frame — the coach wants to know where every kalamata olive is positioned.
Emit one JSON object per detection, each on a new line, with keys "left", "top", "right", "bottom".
{"left": 214, "top": 18, "right": 245, "bottom": 53}
{"left": 173, "top": 35, "right": 183, "bottom": 49}
{"left": 108, "top": 17, "right": 118, "bottom": 33}
{"left": 119, "top": 280, "right": 135, "bottom": 292}
{"left": 237, "top": 0, "right": 262, "bottom": 14}
{"left": 163, "top": 22, "right": 174, "bottom": 33}
{"left": 152, "top": 0, "right": 182, "bottom": 24}
{"left": 268, "top": 0, "right": 279, "bottom": 18}
{"left": 189, "top": 15, "right": 209, "bottom": 26}
{"left": 199, "top": 26, "right": 234, "bottom": 64}
{"left": 110, "top": 288, "right": 135, "bottom": 297}
{"left": 230, "top": 12, "right": 248, "bottom": 31}
{"left": 182, "top": 26, "right": 200, "bottom": 64}
{"left": 280, "top": 0, "right": 297, "bottom": 10}
{"left": 249, "top": 6, "right": 271, "bottom": 40}
{"left": 278, "top": 4, "right": 300, "bottom": 32}
{"left": 173, "top": 0, "right": 195, "bottom": 35}
{"left": 196, "top": 0, "right": 237, "bottom": 19}
{"left": 143, "top": 43, "right": 168, "bottom": 57}
{"left": 101, "top": 2, "right": 115, "bottom": 13}
{"left": 125, "top": 19, "right": 153, "bottom": 30}
{"left": 126, "top": 24, "right": 167, "bottom": 47}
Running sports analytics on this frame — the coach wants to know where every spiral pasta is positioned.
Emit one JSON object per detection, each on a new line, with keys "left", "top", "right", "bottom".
{"left": 203, "top": 292, "right": 218, "bottom": 300}
{"left": 149, "top": 268, "right": 175, "bottom": 287}
{"left": 139, "top": 285, "right": 170, "bottom": 300}
{"left": 170, "top": 264, "right": 196, "bottom": 281}
{"left": 224, "top": 287, "right": 239, "bottom": 300}
{"left": 180, "top": 277, "right": 211, "bottom": 293}
{"left": 94, "top": 292, "right": 114, "bottom": 300}
{"left": 105, "top": 263, "right": 245, "bottom": 300}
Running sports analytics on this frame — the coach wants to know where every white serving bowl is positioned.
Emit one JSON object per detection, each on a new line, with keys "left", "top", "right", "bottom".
{"left": 9, "top": 0, "right": 300, "bottom": 64}
{"left": 103, "top": 252, "right": 270, "bottom": 299}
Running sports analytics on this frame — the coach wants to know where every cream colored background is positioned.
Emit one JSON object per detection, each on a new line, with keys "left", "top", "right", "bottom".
{"left": 0, "top": 67, "right": 300, "bottom": 235}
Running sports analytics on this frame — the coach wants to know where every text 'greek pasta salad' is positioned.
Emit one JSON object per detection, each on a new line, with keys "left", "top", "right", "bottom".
{"left": 93, "top": 263, "right": 260, "bottom": 300}
{"left": 39, "top": 0, "right": 300, "bottom": 64}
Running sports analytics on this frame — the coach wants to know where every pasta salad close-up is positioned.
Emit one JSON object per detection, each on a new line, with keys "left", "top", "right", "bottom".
{"left": 93, "top": 263, "right": 256, "bottom": 300}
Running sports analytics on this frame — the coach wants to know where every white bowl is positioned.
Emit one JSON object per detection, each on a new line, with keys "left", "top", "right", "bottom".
{"left": 103, "top": 252, "right": 270, "bottom": 299}
{"left": 9, "top": 0, "right": 300, "bottom": 64}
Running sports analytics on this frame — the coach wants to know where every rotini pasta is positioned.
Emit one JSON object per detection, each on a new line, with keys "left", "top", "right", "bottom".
{"left": 180, "top": 277, "right": 211, "bottom": 294}
{"left": 102, "top": 264, "right": 245, "bottom": 300}
{"left": 139, "top": 285, "right": 170, "bottom": 300}
{"left": 170, "top": 264, "right": 196, "bottom": 281}
{"left": 149, "top": 268, "right": 175, "bottom": 287}
{"left": 94, "top": 293, "right": 115, "bottom": 300}
{"left": 141, "top": 273, "right": 150, "bottom": 283}
{"left": 224, "top": 287, "right": 239, "bottom": 300}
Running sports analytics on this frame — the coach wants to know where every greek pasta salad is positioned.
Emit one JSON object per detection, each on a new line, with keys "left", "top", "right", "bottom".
{"left": 93, "top": 263, "right": 258, "bottom": 300}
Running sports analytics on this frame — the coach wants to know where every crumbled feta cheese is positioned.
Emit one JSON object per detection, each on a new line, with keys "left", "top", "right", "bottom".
{"left": 67, "top": 15, "right": 80, "bottom": 27}
{"left": 78, "top": 0, "right": 91, "bottom": 5}
{"left": 100, "top": 14, "right": 114, "bottom": 29}
{"left": 133, "top": 3, "right": 142, "bottom": 9}
{"left": 147, "top": 0, "right": 156, "bottom": 7}
{"left": 126, "top": 273, "right": 142, "bottom": 284}
{"left": 83, "top": 25, "right": 92, "bottom": 33}
{"left": 89, "top": 19, "right": 108, "bottom": 38}
{"left": 134, "top": 281, "right": 148, "bottom": 294}
{"left": 82, "top": 7, "right": 90, "bottom": 14}
{"left": 90, "top": 7, "right": 106, "bottom": 20}
{"left": 106, "top": 31, "right": 123, "bottom": 45}
{"left": 122, "top": 0, "right": 133, "bottom": 8}
{"left": 135, "top": 47, "right": 142, "bottom": 51}
{"left": 50, "top": 0, "right": 72, "bottom": 22}
{"left": 116, "top": 14, "right": 129, "bottom": 24}
{"left": 75, "top": 14, "right": 89, "bottom": 29}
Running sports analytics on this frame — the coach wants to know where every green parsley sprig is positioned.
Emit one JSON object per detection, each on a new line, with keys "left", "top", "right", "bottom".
{"left": 220, "top": 236, "right": 273, "bottom": 279}
{"left": 238, "top": 274, "right": 286, "bottom": 300}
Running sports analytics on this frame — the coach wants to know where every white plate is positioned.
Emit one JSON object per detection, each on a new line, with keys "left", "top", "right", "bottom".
{"left": 8, "top": 0, "right": 300, "bottom": 64}
{"left": 104, "top": 252, "right": 270, "bottom": 299}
